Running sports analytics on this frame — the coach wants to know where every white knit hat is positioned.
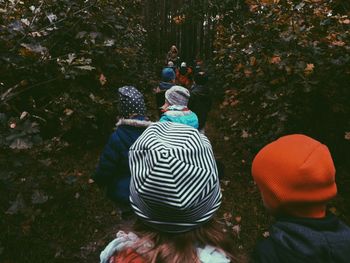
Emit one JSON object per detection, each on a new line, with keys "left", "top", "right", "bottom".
{"left": 165, "top": 85, "right": 190, "bottom": 106}
{"left": 129, "top": 122, "right": 221, "bottom": 233}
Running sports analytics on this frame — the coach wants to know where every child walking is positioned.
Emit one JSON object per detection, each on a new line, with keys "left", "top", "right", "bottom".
{"left": 251, "top": 134, "right": 350, "bottom": 263}
{"left": 159, "top": 85, "right": 199, "bottom": 129}
{"left": 100, "top": 122, "right": 239, "bottom": 263}
{"left": 92, "top": 86, "right": 152, "bottom": 205}
{"left": 189, "top": 71, "right": 212, "bottom": 133}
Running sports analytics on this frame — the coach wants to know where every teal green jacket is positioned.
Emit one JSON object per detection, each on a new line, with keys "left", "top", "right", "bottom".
{"left": 159, "top": 106, "right": 199, "bottom": 129}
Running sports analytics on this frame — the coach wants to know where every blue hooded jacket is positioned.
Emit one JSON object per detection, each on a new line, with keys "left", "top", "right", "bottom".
{"left": 93, "top": 117, "right": 152, "bottom": 203}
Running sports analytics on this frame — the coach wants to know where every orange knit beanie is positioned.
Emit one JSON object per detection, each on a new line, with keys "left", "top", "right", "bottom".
{"left": 252, "top": 134, "right": 337, "bottom": 218}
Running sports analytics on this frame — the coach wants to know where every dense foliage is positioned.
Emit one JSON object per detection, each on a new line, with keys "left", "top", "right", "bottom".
{"left": 0, "top": 0, "right": 154, "bottom": 149}
{"left": 212, "top": 0, "right": 350, "bottom": 164}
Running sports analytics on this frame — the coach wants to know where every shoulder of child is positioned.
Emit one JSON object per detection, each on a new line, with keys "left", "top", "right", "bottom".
{"left": 100, "top": 231, "right": 140, "bottom": 263}
{"left": 197, "top": 245, "right": 230, "bottom": 263}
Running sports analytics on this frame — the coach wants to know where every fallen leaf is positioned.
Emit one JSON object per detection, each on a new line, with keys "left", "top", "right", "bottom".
{"left": 250, "top": 56, "right": 257, "bottom": 66}
{"left": 304, "top": 63, "right": 314, "bottom": 75}
{"left": 329, "top": 206, "right": 338, "bottom": 215}
{"left": 31, "top": 190, "right": 49, "bottom": 204}
{"left": 241, "top": 130, "right": 249, "bottom": 138}
{"left": 345, "top": 132, "right": 350, "bottom": 140}
{"left": 262, "top": 231, "right": 270, "bottom": 238}
{"left": 331, "top": 40, "right": 345, "bottom": 47}
{"left": 75, "top": 65, "right": 95, "bottom": 71}
{"left": 64, "top": 108, "right": 74, "bottom": 116}
{"left": 270, "top": 55, "right": 281, "bottom": 64}
{"left": 99, "top": 73, "right": 107, "bottom": 86}
{"left": 340, "top": 19, "right": 350, "bottom": 24}
{"left": 221, "top": 180, "right": 230, "bottom": 186}
{"left": 6, "top": 194, "right": 26, "bottom": 215}
{"left": 20, "top": 111, "right": 29, "bottom": 120}
{"left": 223, "top": 212, "right": 232, "bottom": 221}
{"left": 232, "top": 224, "right": 241, "bottom": 237}
{"left": 244, "top": 69, "right": 252, "bottom": 77}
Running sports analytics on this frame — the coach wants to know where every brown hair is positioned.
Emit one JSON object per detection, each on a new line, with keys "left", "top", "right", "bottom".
{"left": 117, "top": 218, "right": 243, "bottom": 263}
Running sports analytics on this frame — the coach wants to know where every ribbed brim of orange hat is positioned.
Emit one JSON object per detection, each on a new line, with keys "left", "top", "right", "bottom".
{"left": 252, "top": 134, "right": 337, "bottom": 218}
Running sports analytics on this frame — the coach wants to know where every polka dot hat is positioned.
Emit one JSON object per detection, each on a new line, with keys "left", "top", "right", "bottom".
{"left": 118, "top": 86, "right": 146, "bottom": 118}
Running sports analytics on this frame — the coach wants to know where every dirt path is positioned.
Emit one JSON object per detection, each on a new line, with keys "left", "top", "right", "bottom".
{"left": 204, "top": 99, "right": 271, "bottom": 255}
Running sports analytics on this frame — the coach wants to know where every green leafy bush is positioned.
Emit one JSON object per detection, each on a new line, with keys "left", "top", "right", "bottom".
{"left": 0, "top": 0, "right": 154, "bottom": 148}
{"left": 212, "top": 0, "right": 350, "bottom": 163}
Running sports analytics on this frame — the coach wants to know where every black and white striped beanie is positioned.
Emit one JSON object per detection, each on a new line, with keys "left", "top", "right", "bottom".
{"left": 129, "top": 122, "right": 222, "bottom": 233}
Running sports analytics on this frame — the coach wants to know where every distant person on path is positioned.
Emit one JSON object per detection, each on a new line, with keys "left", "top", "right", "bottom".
{"left": 154, "top": 67, "right": 176, "bottom": 117}
{"left": 166, "top": 45, "right": 180, "bottom": 66}
{"left": 160, "top": 85, "right": 199, "bottom": 129}
{"left": 189, "top": 71, "right": 211, "bottom": 133}
{"left": 251, "top": 134, "right": 350, "bottom": 263}
{"left": 92, "top": 86, "right": 152, "bottom": 207}
{"left": 176, "top": 62, "right": 193, "bottom": 88}
{"left": 99, "top": 122, "right": 238, "bottom": 263}
{"left": 167, "top": 60, "right": 176, "bottom": 73}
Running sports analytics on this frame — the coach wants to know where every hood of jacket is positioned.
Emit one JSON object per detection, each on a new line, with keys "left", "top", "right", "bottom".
{"left": 267, "top": 214, "right": 350, "bottom": 262}
{"left": 159, "top": 81, "right": 175, "bottom": 91}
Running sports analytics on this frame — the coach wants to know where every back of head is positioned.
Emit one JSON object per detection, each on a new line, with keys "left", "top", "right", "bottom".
{"left": 118, "top": 86, "right": 146, "bottom": 118}
{"left": 165, "top": 85, "right": 190, "bottom": 107}
{"left": 194, "top": 71, "right": 208, "bottom": 85}
{"left": 161, "top": 67, "right": 176, "bottom": 82}
{"left": 129, "top": 122, "right": 222, "bottom": 233}
{"left": 251, "top": 134, "right": 337, "bottom": 218}
{"left": 171, "top": 45, "right": 178, "bottom": 53}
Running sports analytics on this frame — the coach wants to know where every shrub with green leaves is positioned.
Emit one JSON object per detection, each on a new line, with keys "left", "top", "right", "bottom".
{"left": 0, "top": 0, "right": 154, "bottom": 149}
{"left": 212, "top": 0, "right": 350, "bottom": 163}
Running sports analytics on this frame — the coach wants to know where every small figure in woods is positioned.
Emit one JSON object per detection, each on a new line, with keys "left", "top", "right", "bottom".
{"left": 251, "top": 134, "right": 350, "bottom": 263}
{"left": 99, "top": 122, "right": 239, "bottom": 263}
{"left": 176, "top": 62, "right": 193, "bottom": 88}
{"left": 92, "top": 86, "right": 152, "bottom": 207}
{"left": 167, "top": 60, "right": 176, "bottom": 73}
{"left": 160, "top": 85, "right": 199, "bottom": 129}
{"left": 189, "top": 71, "right": 211, "bottom": 133}
{"left": 154, "top": 67, "right": 176, "bottom": 117}
{"left": 193, "top": 59, "right": 205, "bottom": 75}
{"left": 166, "top": 45, "right": 180, "bottom": 66}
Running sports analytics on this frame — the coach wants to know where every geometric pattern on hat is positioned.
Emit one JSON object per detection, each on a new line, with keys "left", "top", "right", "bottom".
{"left": 165, "top": 85, "right": 190, "bottom": 106}
{"left": 129, "top": 122, "right": 221, "bottom": 233}
{"left": 118, "top": 86, "right": 146, "bottom": 118}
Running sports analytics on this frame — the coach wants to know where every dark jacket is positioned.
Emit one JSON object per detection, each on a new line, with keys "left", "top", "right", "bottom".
{"left": 189, "top": 84, "right": 212, "bottom": 130}
{"left": 93, "top": 117, "right": 153, "bottom": 203}
{"left": 253, "top": 214, "right": 350, "bottom": 263}
{"left": 155, "top": 82, "right": 175, "bottom": 117}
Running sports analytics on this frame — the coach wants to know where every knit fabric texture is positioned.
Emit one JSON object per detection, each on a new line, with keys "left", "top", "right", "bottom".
{"left": 129, "top": 122, "right": 221, "bottom": 233}
{"left": 161, "top": 67, "right": 176, "bottom": 82}
{"left": 251, "top": 134, "right": 337, "bottom": 218}
{"left": 165, "top": 85, "right": 190, "bottom": 106}
{"left": 118, "top": 86, "right": 146, "bottom": 118}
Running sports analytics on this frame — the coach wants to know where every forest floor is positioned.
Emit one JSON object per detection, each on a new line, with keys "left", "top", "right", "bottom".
{"left": 1, "top": 95, "right": 350, "bottom": 263}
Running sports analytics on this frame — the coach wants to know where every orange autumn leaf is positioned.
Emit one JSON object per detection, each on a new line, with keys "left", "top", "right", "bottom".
{"left": 99, "top": 73, "right": 107, "bottom": 86}
{"left": 304, "top": 63, "right": 315, "bottom": 75}
{"left": 270, "top": 55, "right": 281, "bottom": 64}
{"left": 331, "top": 40, "right": 346, "bottom": 47}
